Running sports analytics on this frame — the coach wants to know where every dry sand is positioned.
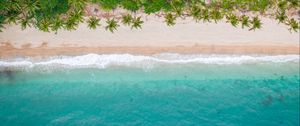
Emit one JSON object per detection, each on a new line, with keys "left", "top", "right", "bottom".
{"left": 0, "top": 16, "right": 299, "bottom": 58}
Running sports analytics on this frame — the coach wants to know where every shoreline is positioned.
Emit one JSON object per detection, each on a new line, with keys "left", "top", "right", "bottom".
{"left": 0, "top": 43, "right": 299, "bottom": 59}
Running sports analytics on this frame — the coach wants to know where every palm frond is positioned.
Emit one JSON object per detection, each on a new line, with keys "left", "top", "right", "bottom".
{"left": 105, "top": 18, "right": 119, "bottom": 33}
{"left": 87, "top": 16, "right": 100, "bottom": 29}
{"left": 131, "top": 16, "right": 143, "bottom": 29}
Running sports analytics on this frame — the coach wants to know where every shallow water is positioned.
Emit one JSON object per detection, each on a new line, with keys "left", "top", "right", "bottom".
{"left": 0, "top": 54, "right": 299, "bottom": 126}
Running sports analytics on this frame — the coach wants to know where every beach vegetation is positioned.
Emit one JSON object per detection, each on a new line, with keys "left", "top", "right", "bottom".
{"left": 121, "top": 14, "right": 133, "bottom": 26}
{"left": 226, "top": 14, "right": 239, "bottom": 27}
{"left": 131, "top": 16, "right": 143, "bottom": 29}
{"left": 51, "top": 17, "right": 63, "bottom": 33}
{"left": 165, "top": 13, "right": 176, "bottom": 26}
{"left": 250, "top": 16, "right": 262, "bottom": 31}
{"left": 121, "top": 0, "right": 140, "bottom": 12}
{"left": 288, "top": 18, "right": 299, "bottom": 32}
{"left": 241, "top": 15, "right": 250, "bottom": 29}
{"left": 87, "top": 16, "right": 100, "bottom": 29}
{"left": 105, "top": 18, "right": 119, "bottom": 32}
{"left": 0, "top": 0, "right": 299, "bottom": 33}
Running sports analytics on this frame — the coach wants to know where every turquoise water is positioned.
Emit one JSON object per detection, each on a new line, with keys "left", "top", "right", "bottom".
{"left": 0, "top": 54, "right": 299, "bottom": 126}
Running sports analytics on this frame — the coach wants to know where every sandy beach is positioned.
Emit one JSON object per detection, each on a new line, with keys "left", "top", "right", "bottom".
{"left": 0, "top": 43, "right": 299, "bottom": 58}
{"left": 0, "top": 16, "right": 299, "bottom": 58}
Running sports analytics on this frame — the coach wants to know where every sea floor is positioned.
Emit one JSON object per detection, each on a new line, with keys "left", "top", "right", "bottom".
{"left": 0, "top": 54, "right": 299, "bottom": 126}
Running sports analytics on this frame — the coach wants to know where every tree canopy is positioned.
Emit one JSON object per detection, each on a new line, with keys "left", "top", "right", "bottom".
{"left": 0, "top": 0, "right": 299, "bottom": 33}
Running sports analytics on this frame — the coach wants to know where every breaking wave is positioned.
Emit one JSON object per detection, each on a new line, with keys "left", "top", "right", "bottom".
{"left": 0, "top": 53, "right": 299, "bottom": 69}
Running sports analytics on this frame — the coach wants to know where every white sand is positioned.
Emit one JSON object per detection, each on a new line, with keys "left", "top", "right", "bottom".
{"left": 0, "top": 16, "right": 299, "bottom": 48}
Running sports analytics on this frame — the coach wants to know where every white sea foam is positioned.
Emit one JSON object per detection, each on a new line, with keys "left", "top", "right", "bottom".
{"left": 0, "top": 54, "right": 299, "bottom": 69}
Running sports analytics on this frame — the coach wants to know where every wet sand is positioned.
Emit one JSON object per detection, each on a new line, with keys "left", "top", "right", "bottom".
{"left": 0, "top": 42, "right": 298, "bottom": 58}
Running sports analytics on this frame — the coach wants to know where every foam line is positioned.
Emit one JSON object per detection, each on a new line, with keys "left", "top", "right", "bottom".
{"left": 0, "top": 54, "right": 299, "bottom": 68}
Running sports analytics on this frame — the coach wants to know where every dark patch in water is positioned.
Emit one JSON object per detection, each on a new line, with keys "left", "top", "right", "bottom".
{"left": 0, "top": 68, "right": 15, "bottom": 82}
{"left": 261, "top": 95, "right": 273, "bottom": 106}
{"left": 173, "top": 80, "right": 177, "bottom": 85}
{"left": 278, "top": 93, "right": 285, "bottom": 102}
{"left": 129, "top": 98, "right": 134, "bottom": 102}
{"left": 280, "top": 76, "right": 285, "bottom": 81}
{"left": 279, "top": 120, "right": 283, "bottom": 125}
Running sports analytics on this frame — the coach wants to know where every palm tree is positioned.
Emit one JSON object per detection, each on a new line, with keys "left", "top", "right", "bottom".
{"left": 170, "top": 0, "right": 184, "bottom": 17}
{"left": 275, "top": 11, "right": 287, "bottom": 23}
{"left": 5, "top": 11, "right": 20, "bottom": 24}
{"left": 287, "top": 0, "right": 299, "bottom": 9}
{"left": 37, "top": 19, "right": 50, "bottom": 32}
{"left": 226, "top": 14, "right": 239, "bottom": 27}
{"left": 165, "top": 13, "right": 176, "bottom": 26}
{"left": 131, "top": 16, "right": 143, "bottom": 29}
{"left": 249, "top": 16, "right": 262, "bottom": 31}
{"left": 288, "top": 18, "right": 299, "bottom": 32}
{"left": 70, "top": 10, "right": 84, "bottom": 23}
{"left": 64, "top": 17, "right": 78, "bottom": 31}
{"left": 241, "top": 15, "right": 250, "bottom": 28}
{"left": 6, "top": 1, "right": 21, "bottom": 12}
{"left": 87, "top": 16, "right": 100, "bottom": 29}
{"left": 105, "top": 18, "right": 119, "bottom": 33}
{"left": 211, "top": 10, "right": 223, "bottom": 23}
{"left": 0, "top": 24, "right": 4, "bottom": 32}
{"left": 68, "top": 0, "right": 87, "bottom": 10}
{"left": 20, "top": 16, "right": 32, "bottom": 30}
{"left": 277, "top": 1, "right": 287, "bottom": 11}
{"left": 121, "top": 14, "right": 133, "bottom": 26}
{"left": 0, "top": 17, "right": 5, "bottom": 32}
{"left": 201, "top": 9, "right": 210, "bottom": 22}
{"left": 51, "top": 17, "right": 63, "bottom": 33}
{"left": 5, "top": 1, "right": 21, "bottom": 24}
{"left": 189, "top": 6, "right": 201, "bottom": 22}
{"left": 64, "top": 10, "right": 83, "bottom": 31}
{"left": 25, "top": 0, "right": 39, "bottom": 15}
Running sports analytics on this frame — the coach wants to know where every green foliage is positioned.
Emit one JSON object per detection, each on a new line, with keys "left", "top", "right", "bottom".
{"left": 131, "top": 16, "right": 143, "bottom": 29}
{"left": 51, "top": 17, "right": 63, "bottom": 33}
{"left": 249, "top": 0, "right": 270, "bottom": 12}
{"left": 105, "top": 18, "right": 119, "bottom": 32}
{"left": 0, "top": 16, "right": 5, "bottom": 32}
{"left": 169, "top": 0, "right": 185, "bottom": 16}
{"left": 36, "top": 19, "right": 51, "bottom": 32}
{"left": 275, "top": 11, "right": 288, "bottom": 23}
{"left": 201, "top": 9, "right": 210, "bottom": 23}
{"left": 121, "top": 14, "right": 133, "bottom": 26}
{"left": 121, "top": 0, "right": 140, "bottom": 12}
{"left": 64, "top": 18, "right": 78, "bottom": 31}
{"left": 278, "top": 0, "right": 288, "bottom": 11}
{"left": 165, "top": 13, "right": 176, "bottom": 26}
{"left": 70, "top": 10, "right": 84, "bottom": 23}
{"left": 87, "top": 16, "right": 100, "bottom": 29}
{"left": 287, "top": 0, "right": 299, "bottom": 8}
{"left": 288, "top": 18, "right": 299, "bottom": 32}
{"left": 241, "top": 15, "right": 250, "bottom": 29}
{"left": 250, "top": 16, "right": 262, "bottom": 31}
{"left": 0, "top": 0, "right": 298, "bottom": 33}
{"left": 143, "top": 0, "right": 168, "bottom": 14}
{"left": 93, "top": 0, "right": 121, "bottom": 10}
{"left": 20, "top": 16, "right": 33, "bottom": 30}
{"left": 189, "top": 5, "right": 201, "bottom": 22}
{"left": 220, "top": 0, "right": 234, "bottom": 11}
{"left": 211, "top": 10, "right": 223, "bottom": 23}
{"left": 68, "top": 0, "right": 87, "bottom": 9}
{"left": 227, "top": 14, "right": 239, "bottom": 27}
{"left": 36, "top": 0, "right": 69, "bottom": 19}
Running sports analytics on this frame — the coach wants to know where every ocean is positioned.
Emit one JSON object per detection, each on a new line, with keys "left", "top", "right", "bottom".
{"left": 0, "top": 54, "right": 299, "bottom": 126}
